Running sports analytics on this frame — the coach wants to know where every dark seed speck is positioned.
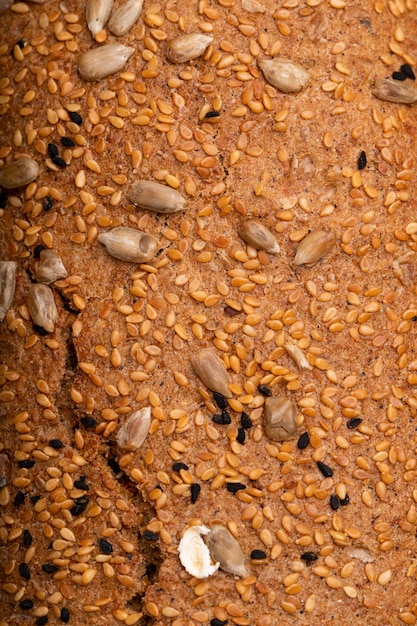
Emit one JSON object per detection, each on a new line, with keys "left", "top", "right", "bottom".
{"left": 35, "top": 616, "right": 48, "bottom": 626}
{"left": 47, "top": 143, "right": 59, "bottom": 157}
{"left": 340, "top": 494, "right": 350, "bottom": 506}
{"left": 69, "top": 111, "right": 82, "bottom": 124}
{"left": 301, "top": 552, "right": 318, "bottom": 563}
{"left": 251, "top": 549, "right": 267, "bottom": 559}
{"left": 236, "top": 427, "right": 246, "bottom": 444}
{"left": 297, "top": 431, "right": 310, "bottom": 450}
{"left": 33, "top": 244, "right": 45, "bottom": 258}
{"left": 191, "top": 483, "right": 201, "bottom": 503}
{"left": 143, "top": 531, "right": 158, "bottom": 541}
{"left": 172, "top": 462, "right": 189, "bottom": 472}
{"left": 42, "top": 563, "right": 58, "bottom": 574}
{"left": 240, "top": 412, "right": 252, "bottom": 430}
{"left": 226, "top": 482, "right": 246, "bottom": 493}
{"left": 330, "top": 494, "right": 340, "bottom": 510}
{"left": 258, "top": 384, "right": 272, "bottom": 397}
{"left": 347, "top": 418, "right": 363, "bottom": 429}
{"left": 51, "top": 155, "right": 67, "bottom": 168}
{"left": 213, "top": 391, "right": 228, "bottom": 410}
{"left": 61, "top": 136, "right": 75, "bottom": 147}
{"left": 23, "top": 529, "right": 32, "bottom": 546}
{"left": 400, "top": 63, "right": 415, "bottom": 79}
{"left": 317, "top": 461, "right": 334, "bottom": 477}
{"left": 80, "top": 417, "right": 97, "bottom": 428}
{"left": 205, "top": 110, "right": 220, "bottom": 118}
{"left": 60, "top": 607, "right": 70, "bottom": 623}
{"left": 358, "top": 151, "right": 367, "bottom": 170}
{"left": 43, "top": 196, "right": 54, "bottom": 211}
{"left": 18, "top": 460, "right": 35, "bottom": 468}
{"left": 48, "top": 439, "right": 64, "bottom": 449}
{"left": 20, "top": 599, "right": 34, "bottom": 610}
{"left": 19, "top": 562, "right": 31, "bottom": 579}
{"left": 14, "top": 491, "right": 26, "bottom": 507}
{"left": 0, "top": 192, "right": 8, "bottom": 209}
{"left": 392, "top": 71, "right": 407, "bottom": 81}
{"left": 211, "top": 619, "right": 228, "bottom": 626}
{"left": 99, "top": 538, "right": 113, "bottom": 554}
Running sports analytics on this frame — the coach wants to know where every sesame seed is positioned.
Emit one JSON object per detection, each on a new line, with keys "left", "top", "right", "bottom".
{"left": 43, "top": 196, "right": 53, "bottom": 211}
{"left": 60, "top": 136, "right": 75, "bottom": 147}
{"left": 172, "top": 462, "right": 189, "bottom": 472}
{"left": 205, "top": 110, "right": 220, "bottom": 118}
{"left": 20, "top": 599, "right": 34, "bottom": 610}
{"left": 99, "top": 538, "right": 113, "bottom": 554}
{"left": 60, "top": 608, "right": 70, "bottom": 623}
{"left": 18, "top": 460, "right": 35, "bottom": 468}
{"left": 47, "top": 143, "right": 59, "bottom": 158}
{"left": 70, "top": 495, "right": 89, "bottom": 516}
{"left": 23, "top": 529, "right": 32, "bottom": 546}
{"left": 226, "top": 482, "right": 246, "bottom": 493}
{"left": 236, "top": 427, "right": 246, "bottom": 444}
{"left": 68, "top": 111, "right": 82, "bottom": 124}
{"left": 74, "top": 476, "right": 89, "bottom": 490}
{"left": 340, "top": 494, "right": 350, "bottom": 506}
{"left": 42, "top": 563, "right": 58, "bottom": 574}
{"left": 400, "top": 63, "right": 415, "bottom": 79}
{"left": 258, "top": 384, "right": 272, "bottom": 397}
{"left": 19, "top": 562, "right": 30, "bottom": 580}
{"left": 35, "top": 616, "right": 48, "bottom": 626}
{"left": 347, "top": 418, "right": 363, "bottom": 429}
{"left": 357, "top": 151, "right": 367, "bottom": 170}
{"left": 317, "top": 461, "right": 334, "bottom": 478}
{"left": 301, "top": 552, "right": 318, "bottom": 563}
{"left": 143, "top": 531, "right": 159, "bottom": 541}
{"left": 51, "top": 155, "right": 67, "bottom": 168}
{"left": 191, "top": 483, "right": 201, "bottom": 503}
{"left": 14, "top": 491, "right": 26, "bottom": 507}
{"left": 251, "top": 549, "right": 267, "bottom": 559}
{"left": 297, "top": 431, "right": 310, "bottom": 449}
{"left": 392, "top": 71, "right": 407, "bottom": 81}
{"left": 213, "top": 391, "right": 228, "bottom": 410}
{"left": 48, "top": 439, "right": 63, "bottom": 449}
{"left": 330, "top": 495, "right": 340, "bottom": 510}
{"left": 80, "top": 417, "right": 97, "bottom": 428}
{"left": 240, "top": 412, "right": 252, "bottom": 429}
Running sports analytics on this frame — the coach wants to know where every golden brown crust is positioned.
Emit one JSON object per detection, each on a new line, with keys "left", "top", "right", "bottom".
{"left": 1, "top": 1, "right": 417, "bottom": 625}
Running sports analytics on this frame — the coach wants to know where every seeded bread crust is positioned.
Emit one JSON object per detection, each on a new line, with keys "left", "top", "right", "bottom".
{"left": 1, "top": 1, "right": 417, "bottom": 626}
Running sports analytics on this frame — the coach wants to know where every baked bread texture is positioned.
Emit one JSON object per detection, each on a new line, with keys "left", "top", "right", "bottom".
{"left": 1, "top": 1, "right": 417, "bottom": 625}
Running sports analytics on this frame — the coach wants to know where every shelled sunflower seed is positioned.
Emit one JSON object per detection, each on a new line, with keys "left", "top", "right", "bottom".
{"left": 204, "top": 525, "right": 247, "bottom": 578}
{"left": 35, "top": 250, "right": 68, "bottom": 284}
{"left": 166, "top": 33, "right": 213, "bottom": 64}
{"left": 293, "top": 229, "right": 336, "bottom": 265}
{"left": 259, "top": 58, "right": 310, "bottom": 93}
{"left": 77, "top": 43, "right": 134, "bottom": 81}
{"left": 98, "top": 227, "right": 158, "bottom": 263}
{"left": 109, "top": 0, "right": 144, "bottom": 36}
{"left": 0, "top": 158, "right": 39, "bottom": 189}
{"left": 238, "top": 219, "right": 280, "bottom": 254}
{"left": 128, "top": 180, "right": 187, "bottom": 213}
{"left": 372, "top": 77, "right": 417, "bottom": 104}
{"left": 27, "top": 283, "right": 58, "bottom": 333}
{"left": 86, "top": 0, "right": 113, "bottom": 36}
{"left": 0, "top": 261, "right": 17, "bottom": 321}
{"left": 178, "top": 526, "right": 220, "bottom": 579}
{"left": 191, "top": 349, "right": 232, "bottom": 398}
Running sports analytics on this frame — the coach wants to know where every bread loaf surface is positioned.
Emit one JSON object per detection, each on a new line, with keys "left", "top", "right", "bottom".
{"left": 1, "top": 1, "right": 417, "bottom": 625}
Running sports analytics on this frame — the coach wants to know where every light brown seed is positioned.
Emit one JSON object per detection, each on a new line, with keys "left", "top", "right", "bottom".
{"left": 263, "top": 397, "right": 297, "bottom": 441}
{"left": 86, "top": 0, "right": 113, "bottom": 36}
{"left": 0, "top": 158, "right": 39, "bottom": 189}
{"left": 77, "top": 44, "right": 134, "bottom": 81}
{"left": 128, "top": 180, "right": 187, "bottom": 214}
{"left": 191, "top": 349, "right": 232, "bottom": 398}
{"left": 109, "top": 0, "right": 144, "bottom": 36}
{"left": 98, "top": 227, "right": 158, "bottom": 263}
{"left": 242, "top": 0, "right": 265, "bottom": 12}
{"left": 0, "top": 261, "right": 17, "bottom": 321}
{"left": 293, "top": 230, "right": 336, "bottom": 265}
{"left": 166, "top": 33, "right": 213, "bottom": 64}
{"left": 238, "top": 219, "right": 280, "bottom": 254}
{"left": 205, "top": 525, "right": 247, "bottom": 578}
{"left": 116, "top": 407, "right": 151, "bottom": 451}
{"left": 284, "top": 342, "right": 312, "bottom": 370}
{"left": 27, "top": 284, "right": 58, "bottom": 333}
{"left": 259, "top": 58, "right": 310, "bottom": 93}
{"left": 35, "top": 250, "right": 68, "bottom": 284}
{"left": 372, "top": 78, "right": 417, "bottom": 104}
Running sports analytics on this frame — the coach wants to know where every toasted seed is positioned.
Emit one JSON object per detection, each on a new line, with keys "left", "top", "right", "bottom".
{"left": 109, "top": 0, "right": 144, "bottom": 36}
{"left": 263, "top": 396, "right": 297, "bottom": 441}
{"left": 0, "top": 261, "right": 17, "bottom": 322}
{"left": 242, "top": 0, "right": 265, "bottom": 12}
{"left": 191, "top": 349, "right": 232, "bottom": 398}
{"left": 293, "top": 230, "right": 336, "bottom": 265}
{"left": 284, "top": 342, "right": 312, "bottom": 370}
{"left": 238, "top": 219, "right": 280, "bottom": 254}
{"left": 178, "top": 526, "right": 219, "bottom": 579}
{"left": 27, "top": 284, "right": 58, "bottom": 333}
{"left": 35, "top": 250, "right": 68, "bottom": 284}
{"left": 205, "top": 525, "right": 247, "bottom": 578}
{"left": 86, "top": 0, "right": 113, "bottom": 36}
{"left": 77, "top": 44, "right": 134, "bottom": 81}
{"left": 166, "top": 33, "right": 213, "bottom": 64}
{"left": 0, "top": 158, "right": 39, "bottom": 189}
{"left": 259, "top": 58, "right": 310, "bottom": 93}
{"left": 98, "top": 227, "right": 159, "bottom": 263}
{"left": 116, "top": 407, "right": 151, "bottom": 451}
{"left": 128, "top": 180, "right": 187, "bottom": 214}
{"left": 372, "top": 77, "right": 417, "bottom": 104}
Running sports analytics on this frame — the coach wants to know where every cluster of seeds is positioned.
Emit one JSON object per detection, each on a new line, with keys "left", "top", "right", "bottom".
{"left": 1, "top": 0, "right": 417, "bottom": 625}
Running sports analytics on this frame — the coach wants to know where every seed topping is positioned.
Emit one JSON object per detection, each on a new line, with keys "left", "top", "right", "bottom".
{"left": 178, "top": 525, "right": 220, "bottom": 579}
{"left": 293, "top": 230, "right": 336, "bottom": 265}
{"left": 116, "top": 406, "right": 151, "bottom": 451}
{"left": 204, "top": 525, "right": 247, "bottom": 578}
{"left": 191, "top": 348, "right": 232, "bottom": 398}
{"left": 0, "top": 261, "right": 17, "bottom": 321}
{"left": 0, "top": 158, "right": 39, "bottom": 189}
{"left": 372, "top": 77, "right": 417, "bottom": 104}
{"left": 166, "top": 33, "right": 213, "bottom": 64}
{"left": 128, "top": 180, "right": 187, "bottom": 214}
{"left": 27, "top": 283, "right": 58, "bottom": 333}
{"left": 238, "top": 219, "right": 280, "bottom": 254}
{"left": 109, "top": 0, "right": 144, "bottom": 37}
{"left": 263, "top": 396, "right": 297, "bottom": 441}
{"left": 98, "top": 227, "right": 159, "bottom": 264}
{"left": 86, "top": 0, "right": 114, "bottom": 36}
{"left": 77, "top": 43, "right": 134, "bottom": 81}
{"left": 259, "top": 58, "right": 310, "bottom": 93}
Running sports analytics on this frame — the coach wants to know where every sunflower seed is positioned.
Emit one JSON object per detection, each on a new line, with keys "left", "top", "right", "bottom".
{"left": 259, "top": 58, "right": 310, "bottom": 93}
{"left": 77, "top": 43, "right": 134, "bottom": 81}
{"left": 238, "top": 219, "right": 280, "bottom": 254}
{"left": 242, "top": 0, "right": 265, "bottom": 12}
{"left": 27, "top": 284, "right": 58, "bottom": 333}
{"left": 35, "top": 250, "right": 68, "bottom": 284}
{"left": 98, "top": 227, "right": 158, "bottom": 263}
{"left": 204, "top": 525, "right": 247, "bottom": 578}
{"left": 284, "top": 342, "right": 312, "bottom": 370}
{"left": 178, "top": 526, "right": 220, "bottom": 579}
{"left": 166, "top": 33, "right": 213, "bottom": 64}
{"left": 191, "top": 349, "right": 232, "bottom": 398}
{"left": 0, "top": 158, "right": 39, "bottom": 189}
{"left": 109, "top": 0, "right": 144, "bottom": 36}
{"left": 372, "top": 77, "right": 417, "bottom": 104}
{"left": 128, "top": 180, "right": 187, "bottom": 214}
{"left": 116, "top": 407, "right": 151, "bottom": 451}
{"left": 293, "top": 229, "right": 336, "bottom": 265}
{"left": 0, "top": 261, "right": 17, "bottom": 322}
{"left": 263, "top": 396, "right": 297, "bottom": 441}
{"left": 86, "top": 0, "right": 113, "bottom": 36}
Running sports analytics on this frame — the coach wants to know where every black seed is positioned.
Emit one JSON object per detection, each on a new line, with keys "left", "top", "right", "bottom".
{"left": 226, "top": 482, "right": 246, "bottom": 493}
{"left": 74, "top": 476, "right": 89, "bottom": 490}
{"left": 42, "top": 563, "right": 58, "bottom": 574}
{"left": 258, "top": 384, "right": 272, "bottom": 397}
{"left": 14, "top": 491, "right": 26, "bottom": 507}
{"left": 224, "top": 305, "right": 241, "bottom": 316}
{"left": 23, "top": 529, "right": 32, "bottom": 546}
{"left": 35, "top": 616, "right": 48, "bottom": 626}
{"left": 301, "top": 551, "right": 318, "bottom": 563}
{"left": 143, "top": 531, "right": 158, "bottom": 541}
{"left": 18, "top": 460, "right": 35, "bottom": 468}
{"left": 107, "top": 457, "right": 121, "bottom": 474}
{"left": 317, "top": 461, "right": 334, "bottom": 477}
{"left": 30, "top": 495, "right": 41, "bottom": 504}
{"left": 69, "top": 111, "right": 82, "bottom": 124}
{"left": 0, "top": 192, "right": 8, "bottom": 208}
{"left": 33, "top": 323, "right": 49, "bottom": 335}
{"left": 213, "top": 391, "right": 228, "bottom": 409}
{"left": 20, "top": 599, "right": 34, "bottom": 610}
{"left": 340, "top": 494, "right": 350, "bottom": 506}
{"left": 33, "top": 244, "right": 46, "bottom": 258}
{"left": 400, "top": 63, "right": 415, "bottom": 80}
{"left": 191, "top": 483, "right": 201, "bottom": 503}
{"left": 330, "top": 494, "right": 340, "bottom": 510}
{"left": 205, "top": 110, "right": 220, "bottom": 118}
{"left": 70, "top": 495, "right": 89, "bottom": 516}
{"left": 251, "top": 549, "right": 267, "bottom": 559}
{"left": 347, "top": 417, "right": 363, "bottom": 429}
{"left": 60, "top": 607, "right": 70, "bottom": 623}
{"left": 43, "top": 196, "right": 54, "bottom": 211}
{"left": 145, "top": 563, "right": 157, "bottom": 576}
{"left": 47, "top": 143, "right": 59, "bottom": 157}
{"left": 99, "top": 538, "right": 113, "bottom": 554}
{"left": 51, "top": 155, "right": 67, "bottom": 168}
{"left": 236, "top": 427, "right": 246, "bottom": 444}
{"left": 221, "top": 409, "right": 231, "bottom": 424}
{"left": 19, "top": 562, "right": 31, "bottom": 579}
{"left": 240, "top": 412, "right": 252, "bottom": 430}
{"left": 212, "top": 413, "right": 225, "bottom": 425}
{"left": 392, "top": 71, "right": 407, "bottom": 81}
{"left": 61, "top": 136, "right": 75, "bottom": 147}
{"left": 297, "top": 431, "right": 310, "bottom": 450}
{"left": 15, "top": 39, "right": 25, "bottom": 49}
{"left": 80, "top": 417, "right": 97, "bottom": 428}
{"left": 211, "top": 620, "right": 228, "bottom": 626}
{"left": 357, "top": 150, "right": 367, "bottom": 170}
{"left": 48, "top": 439, "right": 63, "bottom": 449}
{"left": 172, "top": 462, "right": 189, "bottom": 472}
